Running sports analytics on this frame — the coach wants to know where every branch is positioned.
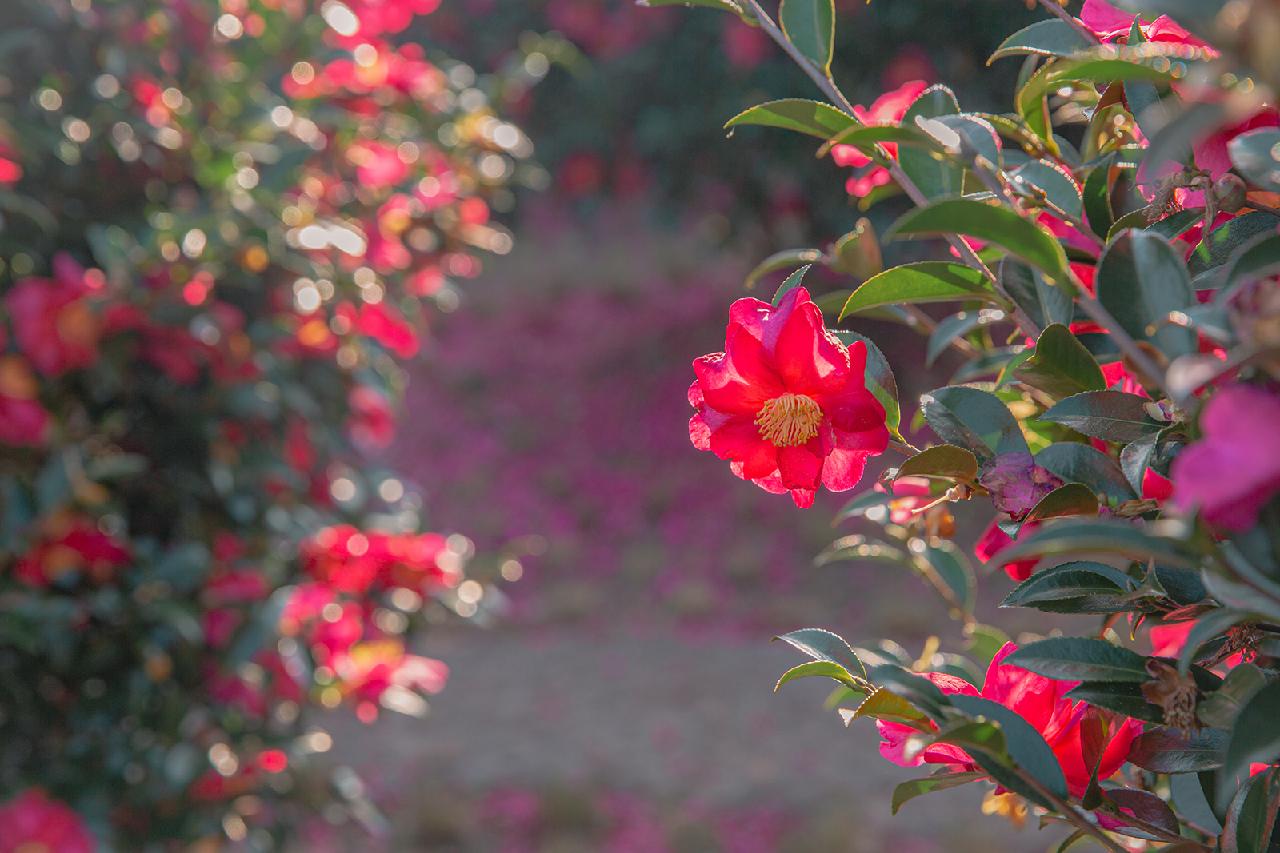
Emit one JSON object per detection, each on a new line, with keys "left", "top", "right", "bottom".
{"left": 740, "top": 0, "right": 1000, "bottom": 291}
{"left": 1036, "top": 0, "right": 1099, "bottom": 44}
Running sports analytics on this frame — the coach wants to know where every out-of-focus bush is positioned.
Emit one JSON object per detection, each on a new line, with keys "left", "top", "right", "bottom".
{"left": 429, "top": 0, "right": 1036, "bottom": 234}
{"left": 0, "top": 0, "right": 530, "bottom": 846}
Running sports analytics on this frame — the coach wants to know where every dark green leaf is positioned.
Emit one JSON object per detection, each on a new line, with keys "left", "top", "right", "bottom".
{"left": 775, "top": 628, "right": 867, "bottom": 680}
{"left": 1066, "top": 681, "right": 1164, "bottom": 723}
{"left": 1002, "top": 560, "right": 1132, "bottom": 609}
{"left": 1228, "top": 128, "right": 1280, "bottom": 192}
{"left": 1004, "top": 637, "right": 1149, "bottom": 682}
{"left": 889, "top": 199, "right": 1069, "bottom": 282}
{"left": 1221, "top": 767, "right": 1280, "bottom": 852}
{"left": 1083, "top": 156, "right": 1116, "bottom": 240}
{"left": 1097, "top": 229, "right": 1196, "bottom": 358}
{"left": 1000, "top": 259, "right": 1073, "bottom": 330}
{"left": 1198, "top": 663, "right": 1267, "bottom": 730}
{"left": 1223, "top": 683, "right": 1280, "bottom": 791}
{"left": 1189, "top": 212, "right": 1280, "bottom": 277}
{"left": 1040, "top": 390, "right": 1164, "bottom": 443}
{"left": 988, "top": 19, "right": 1094, "bottom": 63}
{"left": 896, "top": 444, "right": 979, "bottom": 483}
{"left": 1010, "top": 158, "right": 1083, "bottom": 218}
{"left": 950, "top": 694, "right": 1070, "bottom": 801}
{"left": 744, "top": 247, "right": 824, "bottom": 290}
{"left": 994, "top": 517, "right": 1196, "bottom": 568}
{"left": 919, "top": 385, "right": 1028, "bottom": 461}
{"left": 1036, "top": 442, "right": 1137, "bottom": 501}
{"left": 1131, "top": 727, "right": 1228, "bottom": 773}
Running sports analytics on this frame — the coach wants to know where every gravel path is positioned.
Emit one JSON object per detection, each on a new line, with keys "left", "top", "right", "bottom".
{"left": 330, "top": 625, "right": 1051, "bottom": 851}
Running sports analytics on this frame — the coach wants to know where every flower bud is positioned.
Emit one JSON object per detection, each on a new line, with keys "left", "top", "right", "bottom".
{"left": 1213, "top": 173, "right": 1248, "bottom": 213}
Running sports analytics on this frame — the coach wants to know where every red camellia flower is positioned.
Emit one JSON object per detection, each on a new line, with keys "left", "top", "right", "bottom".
{"left": 829, "top": 80, "right": 928, "bottom": 198}
{"left": 5, "top": 255, "right": 104, "bottom": 377}
{"left": 13, "top": 514, "right": 131, "bottom": 587}
{"left": 878, "top": 643, "right": 1140, "bottom": 798}
{"left": 0, "top": 355, "right": 51, "bottom": 447}
{"left": 0, "top": 789, "right": 96, "bottom": 853}
{"left": 688, "top": 287, "right": 889, "bottom": 508}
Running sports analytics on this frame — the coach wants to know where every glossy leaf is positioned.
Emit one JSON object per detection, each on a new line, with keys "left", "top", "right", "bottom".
{"left": 1223, "top": 682, "right": 1280, "bottom": 791}
{"left": 988, "top": 19, "right": 1094, "bottom": 63}
{"left": 725, "top": 99, "right": 854, "bottom": 139}
{"left": 779, "top": 0, "right": 835, "bottom": 74}
{"left": 1003, "top": 637, "right": 1149, "bottom": 682}
{"left": 1229, "top": 128, "right": 1280, "bottom": 192}
{"left": 994, "top": 516, "right": 1194, "bottom": 567}
{"left": 775, "top": 660, "right": 866, "bottom": 692}
{"left": 896, "top": 444, "right": 980, "bottom": 483}
{"left": 772, "top": 264, "right": 810, "bottom": 306}
{"left": 919, "top": 385, "right": 1028, "bottom": 461}
{"left": 890, "top": 772, "right": 984, "bottom": 815}
{"left": 950, "top": 694, "right": 1070, "bottom": 801}
{"left": 1097, "top": 229, "right": 1196, "bottom": 358}
{"left": 898, "top": 84, "right": 963, "bottom": 200}
{"left": 1130, "top": 727, "right": 1228, "bottom": 773}
{"left": 1040, "top": 391, "right": 1164, "bottom": 443}
{"left": 889, "top": 199, "right": 1069, "bottom": 281}
{"left": 774, "top": 628, "right": 867, "bottom": 680}
{"left": 1015, "top": 324, "right": 1106, "bottom": 400}
{"left": 1035, "top": 442, "right": 1137, "bottom": 502}
{"left": 840, "top": 262, "right": 998, "bottom": 318}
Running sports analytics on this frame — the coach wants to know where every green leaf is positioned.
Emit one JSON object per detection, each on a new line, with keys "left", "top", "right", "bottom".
{"left": 1017, "top": 50, "right": 1175, "bottom": 129}
{"left": 995, "top": 516, "right": 1195, "bottom": 568}
{"left": 899, "top": 85, "right": 963, "bottom": 200}
{"left": 1228, "top": 128, "right": 1280, "bottom": 192}
{"left": 775, "top": 628, "right": 867, "bottom": 680}
{"left": 1221, "top": 767, "right": 1280, "bottom": 853}
{"left": 1171, "top": 772, "right": 1224, "bottom": 835}
{"left": 950, "top": 693, "right": 1070, "bottom": 802}
{"left": 1024, "top": 483, "right": 1101, "bottom": 524}
{"left": 1010, "top": 158, "right": 1083, "bottom": 219}
{"left": 725, "top": 99, "right": 853, "bottom": 140}
{"left": 1016, "top": 324, "right": 1106, "bottom": 400}
{"left": 1000, "top": 259, "right": 1073, "bottom": 330}
{"left": 1213, "top": 232, "right": 1280, "bottom": 297}
{"left": 1130, "top": 727, "right": 1228, "bottom": 773}
{"left": 919, "top": 541, "right": 976, "bottom": 621}
{"left": 1001, "top": 560, "right": 1134, "bottom": 613}
{"left": 1040, "top": 391, "right": 1164, "bottom": 443}
{"left": 1097, "top": 229, "right": 1196, "bottom": 358}
{"left": 821, "top": 124, "right": 936, "bottom": 159}
{"left": 830, "top": 217, "right": 883, "bottom": 280}
{"left": 1066, "top": 681, "right": 1164, "bottom": 723}
{"left": 839, "top": 262, "right": 998, "bottom": 318}
{"left": 1083, "top": 156, "right": 1116, "bottom": 239}
{"left": 890, "top": 772, "right": 984, "bottom": 815}
{"left": 1189, "top": 212, "right": 1280, "bottom": 277}
{"left": 988, "top": 19, "right": 1095, "bottom": 63}
{"left": 1223, "top": 682, "right": 1280, "bottom": 792}
{"left": 778, "top": 0, "right": 834, "bottom": 74}
{"left": 919, "top": 385, "right": 1028, "bottom": 462}
{"left": 775, "top": 660, "right": 865, "bottom": 692}
{"left": 773, "top": 264, "right": 810, "bottom": 306}
{"left": 888, "top": 199, "right": 1069, "bottom": 282}
{"left": 1035, "top": 442, "right": 1137, "bottom": 502}
{"left": 1003, "top": 637, "right": 1149, "bottom": 682}
{"left": 850, "top": 686, "right": 932, "bottom": 727}
{"left": 744, "top": 247, "right": 824, "bottom": 290}
{"left": 896, "top": 444, "right": 979, "bottom": 483}
{"left": 927, "top": 311, "right": 988, "bottom": 366}
{"left": 1198, "top": 663, "right": 1268, "bottom": 729}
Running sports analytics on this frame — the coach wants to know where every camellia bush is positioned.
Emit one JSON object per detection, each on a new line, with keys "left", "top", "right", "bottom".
{"left": 0, "top": 0, "right": 529, "bottom": 848}
{"left": 660, "top": 0, "right": 1280, "bottom": 848}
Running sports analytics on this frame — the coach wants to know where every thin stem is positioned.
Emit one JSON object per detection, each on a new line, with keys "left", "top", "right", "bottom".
{"left": 889, "top": 439, "right": 922, "bottom": 457}
{"left": 741, "top": 0, "right": 1001, "bottom": 291}
{"left": 1071, "top": 282, "right": 1176, "bottom": 403}
{"left": 1036, "top": 0, "right": 1099, "bottom": 44}
{"left": 1017, "top": 772, "right": 1130, "bottom": 853}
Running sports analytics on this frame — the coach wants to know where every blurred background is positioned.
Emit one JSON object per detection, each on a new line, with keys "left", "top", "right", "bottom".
{"left": 324, "top": 1, "right": 1057, "bottom": 849}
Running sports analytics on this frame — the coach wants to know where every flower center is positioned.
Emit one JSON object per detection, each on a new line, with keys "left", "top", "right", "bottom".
{"left": 755, "top": 393, "right": 823, "bottom": 447}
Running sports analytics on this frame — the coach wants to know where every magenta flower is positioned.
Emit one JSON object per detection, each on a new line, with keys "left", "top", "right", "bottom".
{"left": 1172, "top": 384, "right": 1280, "bottom": 531}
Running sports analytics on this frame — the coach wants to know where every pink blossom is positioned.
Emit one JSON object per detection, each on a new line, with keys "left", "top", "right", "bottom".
{"left": 0, "top": 789, "right": 96, "bottom": 853}
{"left": 1172, "top": 384, "right": 1280, "bottom": 531}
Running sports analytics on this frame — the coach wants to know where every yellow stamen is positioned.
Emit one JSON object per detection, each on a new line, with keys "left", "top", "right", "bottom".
{"left": 755, "top": 393, "right": 823, "bottom": 447}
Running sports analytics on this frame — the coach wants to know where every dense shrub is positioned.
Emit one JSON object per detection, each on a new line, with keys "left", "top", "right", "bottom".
{"left": 0, "top": 0, "right": 528, "bottom": 846}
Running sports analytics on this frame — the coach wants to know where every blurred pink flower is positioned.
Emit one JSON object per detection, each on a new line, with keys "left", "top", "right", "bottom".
{"left": 1172, "top": 384, "right": 1280, "bottom": 531}
{"left": 0, "top": 789, "right": 95, "bottom": 853}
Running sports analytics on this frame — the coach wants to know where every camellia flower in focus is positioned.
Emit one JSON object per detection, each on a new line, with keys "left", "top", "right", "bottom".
{"left": 0, "top": 789, "right": 96, "bottom": 853}
{"left": 1171, "top": 384, "right": 1280, "bottom": 531}
{"left": 689, "top": 287, "right": 889, "bottom": 508}
{"left": 829, "top": 80, "right": 928, "bottom": 198}
{"left": 878, "top": 643, "right": 1140, "bottom": 798}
